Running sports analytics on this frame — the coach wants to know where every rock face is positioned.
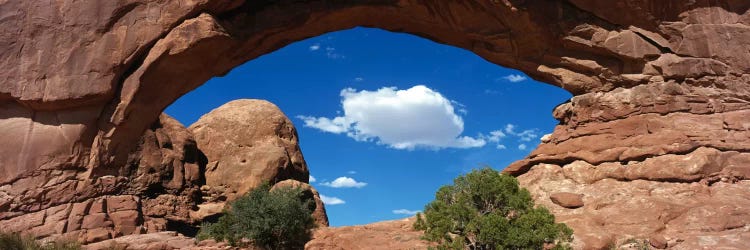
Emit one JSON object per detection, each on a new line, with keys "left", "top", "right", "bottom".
{"left": 190, "top": 99, "right": 309, "bottom": 203}
{"left": 305, "top": 217, "right": 433, "bottom": 250}
{"left": 126, "top": 114, "right": 204, "bottom": 232}
{"left": 84, "top": 231, "right": 237, "bottom": 250}
{"left": 2, "top": 0, "right": 750, "bottom": 249}
{"left": 0, "top": 114, "right": 202, "bottom": 243}
{"left": 0, "top": 101, "right": 322, "bottom": 243}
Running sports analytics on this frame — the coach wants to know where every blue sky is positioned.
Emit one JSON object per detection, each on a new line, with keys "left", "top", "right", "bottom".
{"left": 166, "top": 27, "right": 572, "bottom": 226}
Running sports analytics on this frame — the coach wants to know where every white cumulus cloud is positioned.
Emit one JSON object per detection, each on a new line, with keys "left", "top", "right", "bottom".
{"left": 309, "top": 176, "right": 316, "bottom": 183}
{"left": 503, "top": 74, "right": 527, "bottom": 82}
{"left": 496, "top": 144, "right": 507, "bottom": 150}
{"left": 392, "top": 209, "right": 421, "bottom": 215}
{"left": 321, "top": 177, "right": 367, "bottom": 188}
{"left": 297, "top": 85, "right": 486, "bottom": 150}
{"left": 320, "top": 195, "right": 345, "bottom": 205}
{"left": 518, "top": 144, "right": 527, "bottom": 150}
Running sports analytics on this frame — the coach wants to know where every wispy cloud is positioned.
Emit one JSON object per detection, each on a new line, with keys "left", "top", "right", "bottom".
{"left": 354, "top": 77, "right": 364, "bottom": 82}
{"left": 309, "top": 175, "right": 316, "bottom": 183}
{"left": 347, "top": 170, "right": 357, "bottom": 175}
{"left": 309, "top": 43, "right": 321, "bottom": 51}
{"left": 392, "top": 209, "right": 421, "bottom": 215}
{"left": 502, "top": 74, "right": 527, "bottom": 83}
{"left": 505, "top": 124, "right": 539, "bottom": 142}
{"left": 320, "top": 195, "right": 345, "bottom": 205}
{"left": 325, "top": 47, "right": 345, "bottom": 59}
{"left": 481, "top": 124, "right": 539, "bottom": 150}
{"left": 320, "top": 177, "right": 367, "bottom": 188}
{"left": 483, "top": 130, "right": 506, "bottom": 143}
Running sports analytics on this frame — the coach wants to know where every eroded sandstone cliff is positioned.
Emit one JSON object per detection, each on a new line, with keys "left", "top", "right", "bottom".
{"left": 1, "top": 0, "right": 749, "bottom": 249}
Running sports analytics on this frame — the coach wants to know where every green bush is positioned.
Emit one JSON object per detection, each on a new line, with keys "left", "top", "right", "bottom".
{"left": 0, "top": 231, "right": 80, "bottom": 250}
{"left": 414, "top": 167, "right": 573, "bottom": 250}
{"left": 197, "top": 183, "right": 317, "bottom": 249}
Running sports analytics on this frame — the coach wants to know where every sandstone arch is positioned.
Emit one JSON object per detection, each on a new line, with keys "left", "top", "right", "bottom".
{"left": 2, "top": 0, "right": 750, "bottom": 248}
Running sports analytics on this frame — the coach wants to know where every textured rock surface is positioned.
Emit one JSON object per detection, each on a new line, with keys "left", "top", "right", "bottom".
{"left": 305, "top": 217, "right": 433, "bottom": 250}
{"left": 0, "top": 103, "right": 322, "bottom": 243}
{"left": 84, "top": 231, "right": 240, "bottom": 250}
{"left": 1, "top": 0, "right": 750, "bottom": 248}
{"left": 0, "top": 114, "right": 202, "bottom": 243}
{"left": 550, "top": 192, "right": 584, "bottom": 209}
{"left": 272, "top": 179, "right": 330, "bottom": 227}
{"left": 187, "top": 99, "right": 315, "bottom": 225}
{"left": 190, "top": 99, "right": 309, "bottom": 203}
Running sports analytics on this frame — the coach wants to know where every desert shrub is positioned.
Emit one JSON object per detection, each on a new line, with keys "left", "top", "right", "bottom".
{"left": 0, "top": 231, "right": 80, "bottom": 250}
{"left": 197, "top": 183, "right": 316, "bottom": 249}
{"left": 415, "top": 167, "right": 573, "bottom": 250}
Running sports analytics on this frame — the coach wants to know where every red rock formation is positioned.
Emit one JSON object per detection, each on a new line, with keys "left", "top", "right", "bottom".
{"left": 0, "top": 114, "right": 201, "bottom": 244}
{"left": 190, "top": 99, "right": 309, "bottom": 203}
{"left": 84, "top": 231, "right": 239, "bottom": 250}
{"left": 187, "top": 99, "right": 317, "bottom": 223}
{"left": 1, "top": 0, "right": 749, "bottom": 248}
{"left": 305, "top": 217, "right": 433, "bottom": 250}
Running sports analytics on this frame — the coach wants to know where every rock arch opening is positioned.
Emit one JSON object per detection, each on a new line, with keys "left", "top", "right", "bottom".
{"left": 2, "top": 1, "right": 750, "bottom": 248}
{"left": 164, "top": 26, "right": 572, "bottom": 227}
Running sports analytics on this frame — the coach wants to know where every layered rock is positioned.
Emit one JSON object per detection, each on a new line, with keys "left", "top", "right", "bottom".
{"left": 1, "top": 0, "right": 750, "bottom": 249}
{"left": 0, "top": 114, "right": 202, "bottom": 243}
{"left": 84, "top": 231, "right": 238, "bottom": 250}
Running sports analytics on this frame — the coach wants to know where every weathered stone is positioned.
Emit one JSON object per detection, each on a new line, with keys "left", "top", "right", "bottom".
{"left": 306, "top": 217, "right": 433, "bottom": 250}
{"left": 190, "top": 99, "right": 309, "bottom": 202}
{"left": 84, "top": 228, "right": 112, "bottom": 244}
{"left": 109, "top": 210, "right": 142, "bottom": 236}
{"left": 549, "top": 192, "right": 584, "bottom": 208}
{"left": 0, "top": 1, "right": 749, "bottom": 248}
{"left": 106, "top": 195, "right": 139, "bottom": 214}
{"left": 85, "top": 231, "right": 233, "bottom": 250}
{"left": 81, "top": 213, "right": 112, "bottom": 230}
{"left": 650, "top": 234, "right": 668, "bottom": 249}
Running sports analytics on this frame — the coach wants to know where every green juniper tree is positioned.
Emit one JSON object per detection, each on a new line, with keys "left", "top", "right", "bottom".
{"left": 414, "top": 167, "right": 573, "bottom": 250}
{"left": 197, "top": 183, "right": 316, "bottom": 249}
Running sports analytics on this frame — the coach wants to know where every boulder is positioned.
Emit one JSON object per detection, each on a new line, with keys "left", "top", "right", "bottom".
{"left": 190, "top": 99, "right": 309, "bottom": 202}
{"left": 549, "top": 192, "right": 584, "bottom": 209}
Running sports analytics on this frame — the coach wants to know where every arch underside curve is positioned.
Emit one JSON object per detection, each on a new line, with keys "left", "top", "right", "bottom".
{"left": 1, "top": 0, "right": 750, "bottom": 248}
